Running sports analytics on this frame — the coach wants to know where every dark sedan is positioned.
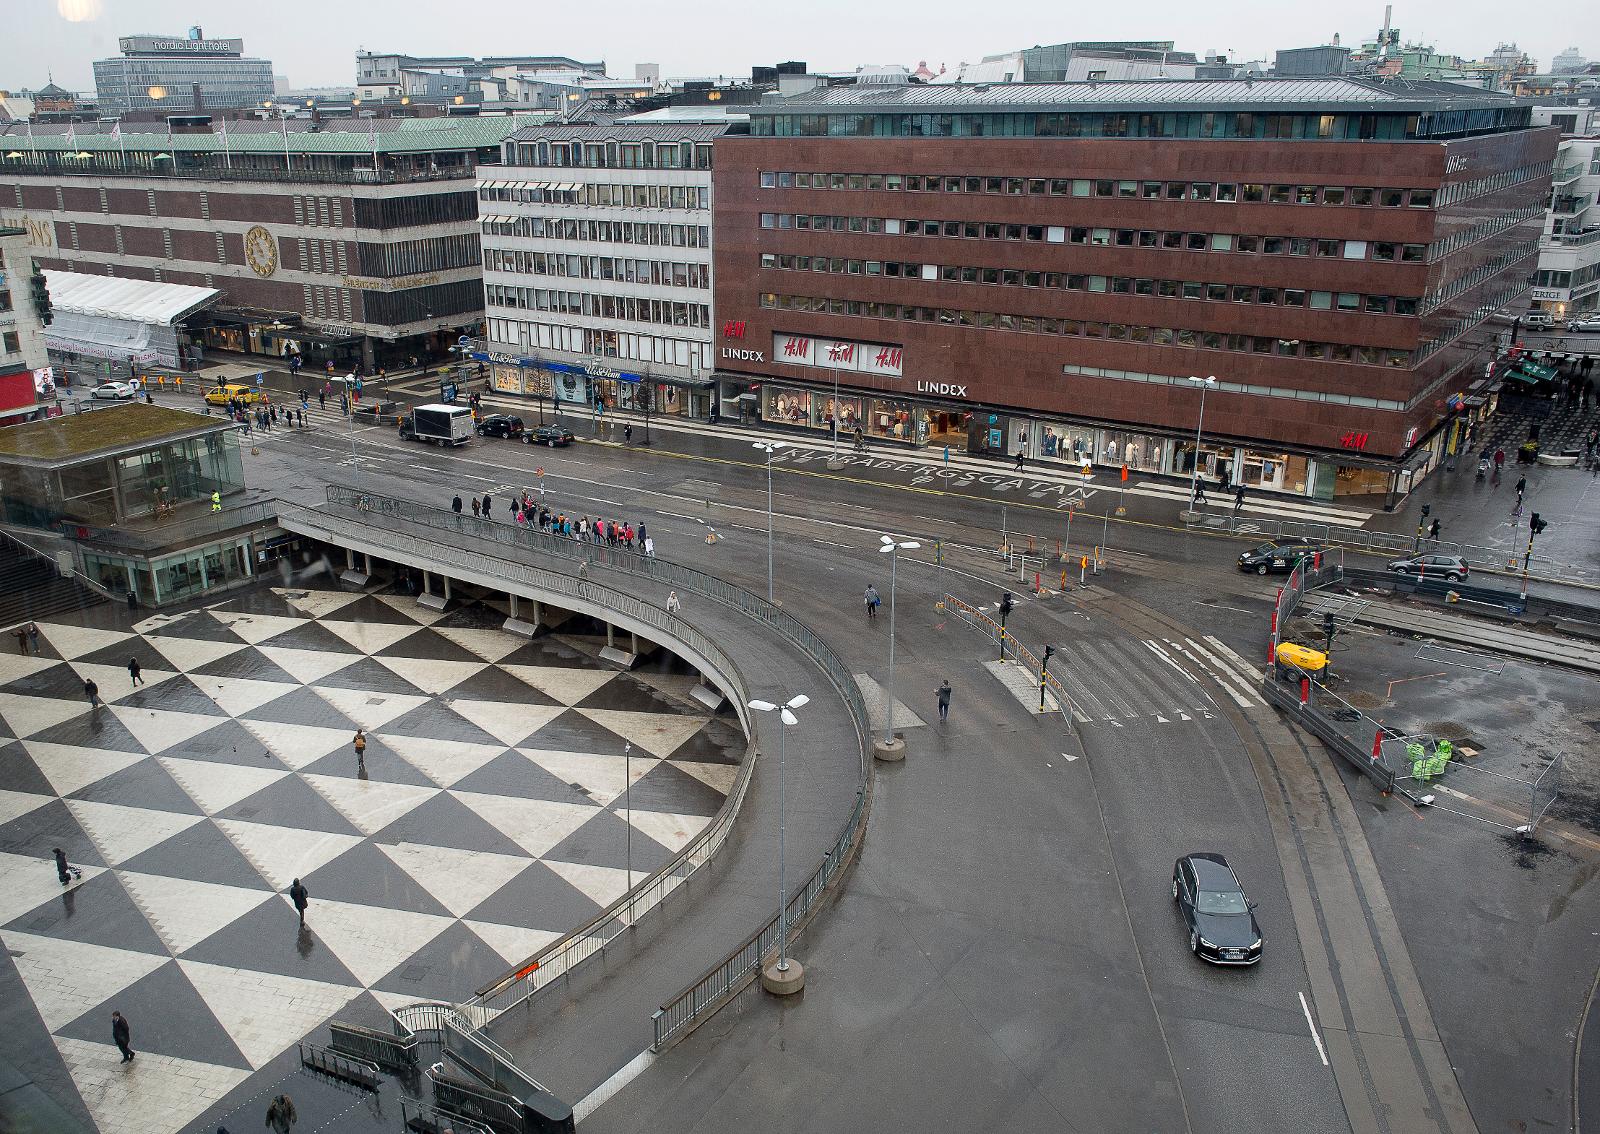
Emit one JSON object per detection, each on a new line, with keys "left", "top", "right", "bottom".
{"left": 526, "top": 424, "right": 575, "bottom": 447}
{"left": 476, "top": 414, "right": 525, "bottom": 439}
{"left": 1237, "top": 540, "right": 1318, "bottom": 576}
{"left": 1172, "top": 853, "right": 1263, "bottom": 965}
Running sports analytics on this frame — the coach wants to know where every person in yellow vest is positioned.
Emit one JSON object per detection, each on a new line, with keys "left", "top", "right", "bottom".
{"left": 210, "top": 491, "right": 221, "bottom": 512}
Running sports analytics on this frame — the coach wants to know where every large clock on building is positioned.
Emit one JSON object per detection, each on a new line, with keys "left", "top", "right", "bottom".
{"left": 244, "top": 225, "right": 278, "bottom": 278}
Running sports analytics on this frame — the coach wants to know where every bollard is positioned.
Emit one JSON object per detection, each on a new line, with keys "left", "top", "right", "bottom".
{"left": 1299, "top": 677, "right": 1310, "bottom": 705}
{"left": 1079, "top": 555, "right": 1088, "bottom": 587}
{"left": 1034, "top": 571, "right": 1041, "bottom": 595}
{"left": 1060, "top": 569, "right": 1068, "bottom": 590}
{"left": 1027, "top": 535, "right": 1035, "bottom": 553}
{"left": 1370, "top": 730, "right": 1383, "bottom": 762}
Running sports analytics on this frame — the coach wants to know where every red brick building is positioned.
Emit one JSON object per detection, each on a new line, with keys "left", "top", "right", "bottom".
{"left": 711, "top": 78, "right": 1556, "bottom": 500}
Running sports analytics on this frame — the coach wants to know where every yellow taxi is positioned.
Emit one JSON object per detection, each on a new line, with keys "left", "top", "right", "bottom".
{"left": 204, "top": 383, "right": 261, "bottom": 406}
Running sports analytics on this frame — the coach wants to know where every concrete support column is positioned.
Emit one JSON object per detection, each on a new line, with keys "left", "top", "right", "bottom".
{"left": 363, "top": 553, "right": 372, "bottom": 574}
{"left": 361, "top": 335, "right": 376, "bottom": 373}
{"left": 346, "top": 548, "right": 355, "bottom": 570}
{"left": 509, "top": 594, "right": 519, "bottom": 619}
{"left": 422, "top": 569, "right": 432, "bottom": 596}
{"left": 443, "top": 576, "right": 453, "bottom": 602}
{"left": 630, "top": 632, "right": 639, "bottom": 655}
{"left": 606, "top": 623, "right": 615, "bottom": 648}
{"left": 532, "top": 599, "right": 542, "bottom": 627}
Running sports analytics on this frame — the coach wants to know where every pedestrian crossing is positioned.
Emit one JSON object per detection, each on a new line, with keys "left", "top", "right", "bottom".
{"left": 1052, "top": 633, "right": 1266, "bottom": 726}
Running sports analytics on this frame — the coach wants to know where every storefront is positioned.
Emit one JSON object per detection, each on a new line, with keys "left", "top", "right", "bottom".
{"left": 83, "top": 535, "right": 256, "bottom": 606}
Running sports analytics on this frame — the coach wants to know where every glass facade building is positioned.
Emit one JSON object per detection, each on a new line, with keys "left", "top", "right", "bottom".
{"left": 93, "top": 35, "right": 273, "bottom": 114}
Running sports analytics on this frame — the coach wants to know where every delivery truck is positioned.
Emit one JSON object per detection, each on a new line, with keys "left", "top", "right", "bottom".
{"left": 399, "top": 403, "right": 473, "bottom": 446}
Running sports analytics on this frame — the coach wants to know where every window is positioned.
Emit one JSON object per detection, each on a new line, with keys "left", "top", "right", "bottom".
{"left": 1242, "top": 184, "right": 1264, "bottom": 203}
{"left": 1322, "top": 187, "right": 1347, "bottom": 205}
{"left": 1380, "top": 189, "right": 1405, "bottom": 207}
{"left": 1216, "top": 184, "right": 1238, "bottom": 202}
{"left": 1295, "top": 186, "right": 1318, "bottom": 204}
{"left": 1343, "top": 240, "right": 1367, "bottom": 259}
{"left": 759, "top": 171, "right": 776, "bottom": 187}
{"left": 1408, "top": 189, "right": 1435, "bottom": 207}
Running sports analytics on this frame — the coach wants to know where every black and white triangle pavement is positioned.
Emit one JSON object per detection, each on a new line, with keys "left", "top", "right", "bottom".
{"left": 0, "top": 583, "right": 742, "bottom": 1134}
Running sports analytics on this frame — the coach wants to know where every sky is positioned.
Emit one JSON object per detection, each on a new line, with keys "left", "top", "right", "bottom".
{"left": 4, "top": 0, "right": 1593, "bottom": 92}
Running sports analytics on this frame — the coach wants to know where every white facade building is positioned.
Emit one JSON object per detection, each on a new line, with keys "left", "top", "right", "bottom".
{"left": 1531, "top": 115, "right": 1600, "bottom": 317}
{"left": 1, "top": 225, "right": 50, "bottom": 372}
{"left": 476, "top": 123, "right": 725, "bottom": 419}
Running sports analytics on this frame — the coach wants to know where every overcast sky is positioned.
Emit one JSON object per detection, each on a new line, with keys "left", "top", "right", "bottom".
{"left": 5, "top": 0, "right": 1592, "bottom": 92}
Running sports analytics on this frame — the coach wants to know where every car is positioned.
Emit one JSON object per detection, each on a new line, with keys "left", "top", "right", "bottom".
{"left": 1237, "top": 540, "right": 1319, "bottom": 575}
{"left": 90, "top": 381, "right": 136, "bottom": 400}
{"left": 476, "top": 414, "right": 525, "bottom": 439}
{"left": 204, "top": 383, "right": 260, "bottom": 407}
{"left": 1387, "top": 553, "right": 1469, "bottom": 581}
{"left": 1523, "top": 312, "right": 1556, "bottom": 330}
{"left": 1567, "top": 316, "right": 1600, "bottom": 334}
{"left": 526, "top": 424, "right": 575, "bottom": 447}
{"left": 1172, "top": 853, "right": 1264, "bottom": 965}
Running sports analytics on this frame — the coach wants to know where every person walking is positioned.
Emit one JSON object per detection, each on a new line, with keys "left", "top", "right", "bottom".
{"left": 864, "top": 583, "right": 881, "bottom": 620}
{"left": 1192, "top": 475, "right": 1208, "bottom": 506}
{"left": 111, "top": 1011, "right": 134, "bottom": 1063}
{"left": 352, "top": 729, "right": 366, "bottom": 771}
{"left": 1514, "top": 474, "right": 1527, "bottom": 498}
{"left": 54, "top": 847, "right": 81, "bottom": 886}
{"left": 937, "top": 680, "right": 952, "bottom": 722}
{"left": 643, "top": 535, "right": 655, "bottom": 558}
{"left": 318, "top": 389, "right": 326, "bottom": 411}
{"left": 471, "top": 497, "right": 481, "bottom": 518}
{"left": 84, "top": 678, "right": 100, "bottom": 708}
{"left": 1493, "top": 447, "right": 1505, "bottom": 472}
{"left": 451, "top": 495, "right": 463, "bottom": 514}
{"left": 13, "top": 626, "right": 27, "bottom": 655}
{"left": 26, "top": 622, "right": 40, "bottom": 656}
{"left": 482, "top": 494, "right": 492, "bottom": 518}
{"left": 1429, "top": 518, "right": 1441, "bottom": 542}
{"left": 666, "top": 591, "right": 682, "bottom": 615}
{"left": 1014, "top": 448, "right": 1025, "bottom": 472}
{"left": 127, "top": 657, "right": 143, "bottom": 687}
{"left": 1232, "top": 484, "right": 1246, "bottom": 515}
{"left": 289, "top": 878, "right": 309, "bottom": 927}
{"left": 265, "top": 1093, "right": 297, "bottom": 1134}
{"left": 624, "top": 423, "right": 633, "bottom": 444}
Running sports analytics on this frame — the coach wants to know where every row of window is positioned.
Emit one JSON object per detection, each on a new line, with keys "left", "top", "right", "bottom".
{"left": 357, "top": 234, "right": 481, "bottom": 278}
{"left": 757, "top": 212, "right": 1428, "bottom": 262}
{"left": 1424, "top": 240, "right": 1539, "bottom": 313}
{"left": 481, "top": 216, "right": 711, "bottom": 249}
{"left": 1416, "top": 281, "right": 1530, "bottom": 363}
{"left": 756, "top": 162, "right": 1550, "bottom": 210}
{"left": 486, "top": 316, "right": 711, "bottom": 372}
{"left": 1533, "top": 261, "right": 1600, "bottom": 291}
{"left": 506, "top": 140, "right": 715, "bottom": 171}
{"left": 478, "top": 182, "right": 710, "bottom": 212}
{"left": 759, "top": 171, "right": 1440, "bottom": 209}
{"left": 757, "top": 291, "right": 1413, "bottom": 368}
{"left": 1431, "top": 207, "right": 1543, "bottom": 261}
{"left": 485, "top": 283, "right": 710, "bottom": 329}
{"left": 1066, "top": 364, "right": 1406, "bottom": 413}
{"left": 484, "top": 249, "right": 709, "bottom": 289}
{"left": 756, "top": 253, "right": 1422, "bottom": 316}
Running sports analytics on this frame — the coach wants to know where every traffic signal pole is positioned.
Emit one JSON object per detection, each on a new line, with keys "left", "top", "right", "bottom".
{"left": 1520, "top": 512, "right": 1547, "bottom": 602}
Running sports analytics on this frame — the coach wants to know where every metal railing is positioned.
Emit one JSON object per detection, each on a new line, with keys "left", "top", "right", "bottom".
{"left": 297, "top": 1041, "right": 381, "bottom": 1090}
{"left": 64, "top": 500, "right": 279, "bottom": 554}
{"left": 290, "top": 490, "right": 873, "bottom": 1052}
{"left": 940, "top": 591, "right": 1075, "bottom": 720}
{"left": 327, "top": 1020, "right": 416, "bottom": 1072}
{"left": 0, "top": 155, "right": 477, "bottom": 185}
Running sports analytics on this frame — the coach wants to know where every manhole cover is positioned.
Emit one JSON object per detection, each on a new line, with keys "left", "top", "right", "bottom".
{"left": 397, "top": 964, "right": 429, "bottom": 982}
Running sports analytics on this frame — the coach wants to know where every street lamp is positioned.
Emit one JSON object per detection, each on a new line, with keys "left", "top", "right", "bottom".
{"left": 752, "top": 440, "right": 785, "bottom": 601}
{"left": 878, "top": 535, "right": 921, "bottom": 748}
{"left": 748, "top": 693, "right": 809, "bottom": 987}
{"left": 1187, "top": 375, "right": 1217, "bottom": 509}
{"left": 622, "top": 741, "right": 633, "bottom": 897}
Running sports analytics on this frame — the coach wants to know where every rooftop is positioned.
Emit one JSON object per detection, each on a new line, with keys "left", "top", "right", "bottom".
{"left": 757, "top": 75, "right": 1522, "bottom": 114}
{"left": 0, "top": 114, "right": 542, "bottom": 156}
{"left": 44, "top": 271, "right": 220, "bottom": 326}
{"left": 507, "top": 122, "right": 732, "bottom": 143}
{"left": 0, "top": 403, "right": 231, "bottom": 466}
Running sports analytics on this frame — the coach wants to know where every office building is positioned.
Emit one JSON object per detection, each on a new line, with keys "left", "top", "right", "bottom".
{"left": 476, "top": 122, "right": 726, "bottom": 419}
{"left": 0, "top": 116, "right": 536, "bottom": 372}
{"left": 1533, "top": 131, "right": 1600, "bottom": 318}
{"left": 1, "top": 223, "right": 53, "bottom": 424}
{"left": 711, "top": 77, "right": 1555, "bottom": 501}
{"left": 94, "top": 30, "right": 274, "bottom": 115}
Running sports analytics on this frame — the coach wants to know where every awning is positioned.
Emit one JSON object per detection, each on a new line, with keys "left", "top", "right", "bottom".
{"left": 43, "top": 271, "right": 220, "bottom": 326}
{"left": 1516, "top": 361, "right": 1558, "bottom": 381}
{"left": 1503, "top": 369, "right": 1541, "bottom": 385}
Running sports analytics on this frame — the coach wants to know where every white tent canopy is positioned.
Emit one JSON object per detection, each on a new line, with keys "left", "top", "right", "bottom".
{"left": 43, "top": 272, "right": 220, "bottom": 327}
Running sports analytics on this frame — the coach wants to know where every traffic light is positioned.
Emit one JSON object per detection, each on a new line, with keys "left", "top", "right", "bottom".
{"left": 1530, "top": 513, "right": 1547, "bottom": 534}
{"left": 28, "top": 268, "right": 51, "bottom": 326}
{"left": 1042, "top": 644, "right": 1055, "bottom": 664}
{"left": 999, "top": 592, "right": 1014, "bottom": 619}
{"left": 1322, "top": 612, "right": 1336, "bottom": 640}
{"left": 1421, "top": 503, "right": 1431, "bottom": 519}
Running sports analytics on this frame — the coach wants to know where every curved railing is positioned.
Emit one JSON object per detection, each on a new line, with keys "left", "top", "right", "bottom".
{"left": 288, "top": 492, "right": 872, "bottom": 1036}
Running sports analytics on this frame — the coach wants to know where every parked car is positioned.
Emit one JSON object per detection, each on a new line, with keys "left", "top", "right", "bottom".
{"left": 90, "top": 381, "right": 136, "bottom": 400}
{"left": 1387, "top": 553, "right": 1469, "bottom": 582}
{"left": 476, "top": 414, "right": 525, "bottom": 439}
{"left": 527, "top": 424, "right": 575, "bottom": 447}
{"left": 1567, "top": 315, "right": 1600, "bottom": 334}
{"left": 204, "top": 383, "right": 260, "bottom": 406}
{"left": 1523, "top": 311, "right": 1557, "bottom": 330}
{"left": 1237, "top": 540, "right": 1319, "bottom": 575}
{"left": 1172, "top": 853, "right": 1264, "bottom": 965}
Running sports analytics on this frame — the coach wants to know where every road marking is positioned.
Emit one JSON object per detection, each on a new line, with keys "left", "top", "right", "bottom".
{"left": 1147, "top": 639, "right": 1252, "bottom": 708}
{"left": 1201, "top": 636, "right": 1267, "bottom": 688}
{"left": 1061, "top": 753, "right": 1079, "bottom": 762}
{"left": 1298, "top": 992, "right": 1330, "bottom": 1066}
{"left": 1184, "top": 637, "right": 1267, "bottom": 708}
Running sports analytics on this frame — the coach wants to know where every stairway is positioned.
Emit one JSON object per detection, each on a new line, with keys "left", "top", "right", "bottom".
{"left": 0, "top": 535, "right": 108, "bottom": 629}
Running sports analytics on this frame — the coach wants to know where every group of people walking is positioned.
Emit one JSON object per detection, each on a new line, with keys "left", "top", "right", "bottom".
{"left": 450, "top": 493, "right": 657, "bottom": 557}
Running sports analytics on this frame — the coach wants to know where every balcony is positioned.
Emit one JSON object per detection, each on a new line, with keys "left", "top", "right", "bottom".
{"left": 1551, "top": 193, "right": 1592, "bottom": 215}
{"left": 1545, "top": 227, "right": 1600, "bottom": 248}
{"left": 1551, "top": 161, "right": 1586, "bottom": 186}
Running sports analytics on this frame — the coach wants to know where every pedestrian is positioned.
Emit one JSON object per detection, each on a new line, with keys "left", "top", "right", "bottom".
{"left": 352, "top": 729, "right": 366, "bottom": 771}
{"left": 638, "top": 522, "right": 647, "bottom": 547}
{"left": 111, "top": 1011, "right": 134, "bottom": 1063}
{"left": 482, "top": 494, "right": 492, "bottom": 518}
{"left": 1493, "top": 447, "right": 1505, "bottom": 471}
{"left": 1014, "top": 448, "right": 1025, "bottom": 472}
{"left": 643, "top": 535, "right": 655, "bottom": 558}
{"left": 265, "top": 1093, "right": 297, "bottom": 1134}
{"left": 1232, "top": 484, "right": 1246, "bottom": 514}
{"left": 864, "top": 583, "right": 881, "bottom": 619}
{"left": 54, "top": 847, "right": 81, "bottom": 886}
{"left": 297, "top": 409, "right": 305, "bottom": 428}
{"left": 1429, "top": 518, "right": 1441, "bottom": 542}
{"left": 471, "top": 497, "right": 481, "bottom": 518}
{"left": 452, "top": 495, "right": 463, "bottom": 514}
{"left": 26, "top": 621, "right": 39, "bottom": 655}
{"left": 318, "top": 389, "right": 326, "bottom": 410}
{"left": 12, "top": 627, "right": 26, "bottom": 655}
{"left": 624, "top": 423, "right": 633, "bottom": 444}
{"left": 666, "top": 590, "right": 681, "bottom": 615}
{"left": 1217, "top": 469, "right": 1229, "bottom": 497}
{"left": 289, "top": 878, "right": 309, "bottom": 927}
{"left": 1192, "top": 476, "right": 1208, "bottom": 506}
{"left": 127, "top": 657, "right": 143, "bottom": 687}
{"left": 1514, "top": 474, "right": 1526, "bottom": 498}
{"left": 937, "top": 679, "right": 952, "bottom": 722}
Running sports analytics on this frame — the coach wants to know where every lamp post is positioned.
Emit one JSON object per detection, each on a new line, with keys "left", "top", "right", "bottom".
{"left": 748, "top": 693, "right": 809, "bottom": 992}
{"left": 1187, "top": 375, "right": 1217, "bottom": 510}
{"left": 752, "top": 440, "right": 785, "bottom": 601}
{"left": 622, "top": 741, "right": 633, "bottom": 897}
{"left": 878, "top": 535, "right": 921, "bottom": 750}
{"left": 826, "top": 367, "right": 845, "bottom": 469}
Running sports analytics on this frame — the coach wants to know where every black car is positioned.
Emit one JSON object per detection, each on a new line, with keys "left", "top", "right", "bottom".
{"left": 1237, "top": 540, "right": 1318, "bottom": 576}
{"left": 1172, "top": 853, "right": 1263, "bottom": 965}
{"left": 526, "top": 424, "right": 575, "bottom": 447}
{"left": 476, "top": 414, "right": 525, "bottom": 439}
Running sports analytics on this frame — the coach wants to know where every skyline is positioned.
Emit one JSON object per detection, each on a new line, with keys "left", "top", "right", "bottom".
{"left": 2, "top": 0, "right": 1591, "bottom": 94}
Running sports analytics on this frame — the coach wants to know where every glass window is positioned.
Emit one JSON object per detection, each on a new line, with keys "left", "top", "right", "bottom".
{"left": 1190, "top": 183, "right": 1213, "bottom": 200}
{"left": 1380, "top": 189, "right": 1405, "bottom": 207}
{"left": 1336, "top": 292, "right": 1360, "bottom": 311}
{"left": 1283, "top": 289, "right": 1306, "bottom": 307}
{"left": 1309, "top": 291, "right": 1333, "bottom": 310}
{"left": 1142, "top": 181, "right": 1163, "bottom": 198}
{"left": 1269, "top": 185, "right": 1292, "bottom": 203}
{"left": 1323, "top": 186, "right": 1346, "bottom": 205}
{"left": 760, "top": 171, "right": 776, "bottom": 187}
{"left": 1408, "top": 189, "right": 1434, "bottom": 207}
{"left": 1350, "top": 187, "right": 1375, "bottom": 205}
{"left": 1216, "top": 184, "right": 1238, "bottom": 202}
{"left": 1210, "top": 233, "right": 1232, "bottom": 251}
